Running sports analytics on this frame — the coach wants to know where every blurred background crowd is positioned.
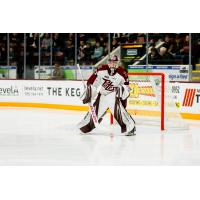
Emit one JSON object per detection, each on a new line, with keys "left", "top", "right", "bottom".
{"left": 0, "top": 33, "right": 200, "bottom": 80}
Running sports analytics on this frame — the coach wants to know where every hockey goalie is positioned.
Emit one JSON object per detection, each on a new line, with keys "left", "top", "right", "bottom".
{"left": 78, "top": 55, "right": 136, "bottom": 136}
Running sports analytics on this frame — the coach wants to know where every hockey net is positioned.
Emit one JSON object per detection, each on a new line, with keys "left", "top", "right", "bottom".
{"left": 111, "top": 72, "right": 188, "bottom": 131}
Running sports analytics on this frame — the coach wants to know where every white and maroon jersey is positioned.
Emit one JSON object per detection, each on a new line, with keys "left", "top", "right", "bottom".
{"left": 87, "top": 64, "right": 129, "bottom": 96}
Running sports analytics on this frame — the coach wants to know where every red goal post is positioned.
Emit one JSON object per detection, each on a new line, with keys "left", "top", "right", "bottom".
{"left": 110, "top": 72, "right": 165, "bottom": 131}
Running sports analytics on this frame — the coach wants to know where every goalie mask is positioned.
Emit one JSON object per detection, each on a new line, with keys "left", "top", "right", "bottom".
{"left": 108, "top": 55, "right": 120, "bottom": 74}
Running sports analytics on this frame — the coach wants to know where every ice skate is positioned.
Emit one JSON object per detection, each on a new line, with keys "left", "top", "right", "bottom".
{"left": 125, "top": 126, "right": 136, "bottom": 136}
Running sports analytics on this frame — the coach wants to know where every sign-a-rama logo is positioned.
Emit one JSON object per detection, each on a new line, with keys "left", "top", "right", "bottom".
{"left": 182, "top": 88, "right": 200, "bottom": 107}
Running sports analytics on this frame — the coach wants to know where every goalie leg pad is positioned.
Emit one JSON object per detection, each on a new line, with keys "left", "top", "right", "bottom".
{"left": 114, "top": 97, "right": 135, "bottom": 134}
{"left": 79, "top": 111, "right": 95, "bottom": 133}
{"left": 78, "top": 94, "right": 103, "bottom": 133}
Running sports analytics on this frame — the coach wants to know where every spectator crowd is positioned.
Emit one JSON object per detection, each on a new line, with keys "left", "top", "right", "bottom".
{"left": 148, "top": 34, "right": 190, "bottom": 65}
{"left": 1, "top": 33, "right": 200, "bottom": 78}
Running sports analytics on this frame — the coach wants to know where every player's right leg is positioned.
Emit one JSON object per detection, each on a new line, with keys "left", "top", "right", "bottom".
{"left": 77, "top": 94, "right": 108, "bottom": 134}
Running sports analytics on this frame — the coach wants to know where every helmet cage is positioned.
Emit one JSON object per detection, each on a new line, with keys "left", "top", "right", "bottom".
{"left": 108, "top": 55, "right": 119, "bottom": 69}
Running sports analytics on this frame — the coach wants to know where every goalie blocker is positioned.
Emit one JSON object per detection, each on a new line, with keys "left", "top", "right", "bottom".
{"left": 77, "top": 55, "right": 136, "bottom": 136}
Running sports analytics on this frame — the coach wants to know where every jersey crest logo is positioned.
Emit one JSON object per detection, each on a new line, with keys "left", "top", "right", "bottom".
{"left": 102, "top": 78, "right": 115, "bottom": 91}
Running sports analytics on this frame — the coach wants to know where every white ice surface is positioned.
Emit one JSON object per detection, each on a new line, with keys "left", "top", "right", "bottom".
{"left": 0, "top": 107, "right": 200, "bottom": 165}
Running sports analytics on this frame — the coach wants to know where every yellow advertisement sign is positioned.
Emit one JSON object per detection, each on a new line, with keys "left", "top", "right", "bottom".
{"left": 129, "top": 99, "right": 158, "bottom": 107}
{"left": 130, "top": 83, "right": 155, "bottom": 98}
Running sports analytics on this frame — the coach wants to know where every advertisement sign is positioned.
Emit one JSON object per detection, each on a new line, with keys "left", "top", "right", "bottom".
{"left": 128, "top": 81, "right": 159, "bottom": 111}
{"left": 180, "top": 84, "right": 200, "bottom": 114}
{"left": 128, "top": 65, "right": 190, "bottom": 81}
{"left": 0, "top": 80, "right": 200, "bottom": 119}
{"left": 128, "top": 80, "right": 200, "bottom": 117}
{"left": 34, "top": 66, "right": 52, "bottom": 79}
{"left": 0, "top": 80, "right": 84, "bottom": 106}
{"left": 0, "top": 66, "right": 17, "bottom": 79}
